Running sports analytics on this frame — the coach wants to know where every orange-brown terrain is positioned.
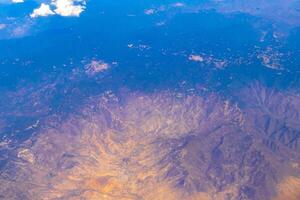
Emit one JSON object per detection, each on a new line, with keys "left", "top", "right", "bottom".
{"left": 0, "top": 84, "right": 299, "bottom": 200}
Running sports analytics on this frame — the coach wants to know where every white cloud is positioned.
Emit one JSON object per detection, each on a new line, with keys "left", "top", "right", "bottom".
{"left": 30, "top": 0, "right": 86, "bottom": 18}
{"left": 171, "top": 2, "right": 185, "bottom": 7}
{"left": 144, "top": 9, "right": 155, "bottom": 15}
{"left": 52, "top": 0, "right": 86, "bottom": 17}
{"left": 188, "top": 54, "right": 204, "bottom": 62}
{"left": 30, "top": 3, "right": 55, "bottom": 18}
{"left": 0, "top": 0, "right": 22, "bottom": 4}
{"left": 12, "top": 0, "right": 24, "bottom": 3}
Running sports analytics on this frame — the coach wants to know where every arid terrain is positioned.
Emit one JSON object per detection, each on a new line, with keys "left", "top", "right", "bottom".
{"left": 0, "top": 83, "right": 299, "bottom": 200}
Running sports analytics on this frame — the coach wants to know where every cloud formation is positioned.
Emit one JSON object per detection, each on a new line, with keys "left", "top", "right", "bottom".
{"left": 30, "top": 3, "right": 55, "bottom": 18}
{"left": 53, "top": 0, "right": 86, "bottom": 17}
{"left": 12, "top": 0, "right": 24, "bottom": 3}
{"left": 30, "top": 0, "right": 86, "bottom": 18}
{"left": 188, "top": 54, "right": 204, "bottom": 62}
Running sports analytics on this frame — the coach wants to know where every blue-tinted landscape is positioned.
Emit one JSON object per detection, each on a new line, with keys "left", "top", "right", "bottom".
{"left": 0, "top": 0, "right": 300, "bottom": 199}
